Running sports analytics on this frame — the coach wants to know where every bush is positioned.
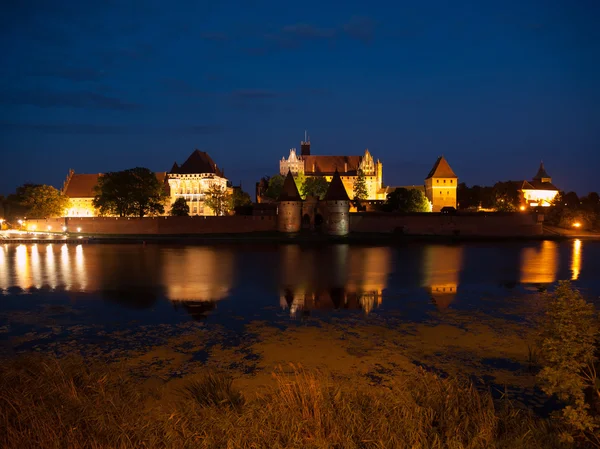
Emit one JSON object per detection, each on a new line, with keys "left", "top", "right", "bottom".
{"left": 537, "top": 281, "right": 600, "bottom": 446}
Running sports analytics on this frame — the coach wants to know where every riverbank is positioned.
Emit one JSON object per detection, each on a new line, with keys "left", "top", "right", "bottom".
{"left": 2, "top": 230, "right": 599, "bottom": 245}
{"left": 0, "top": 354, "right": 563, "bottom": 449}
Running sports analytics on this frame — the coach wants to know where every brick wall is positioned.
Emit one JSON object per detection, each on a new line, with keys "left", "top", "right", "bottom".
{"left": 350, "top": 212, "right": 543, "bottom": 236}
{"left": 24, "top": 216, "right": 277, "bottom": 235}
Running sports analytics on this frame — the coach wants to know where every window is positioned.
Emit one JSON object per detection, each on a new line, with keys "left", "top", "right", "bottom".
{"left": 436, "top": 180, "right": 439, "bottom": 184}
{"left": 450, "top": 180, "right": 453, "bottom": 184}
{"left": 444, "top": 180, "right": 446, "bottom": 183}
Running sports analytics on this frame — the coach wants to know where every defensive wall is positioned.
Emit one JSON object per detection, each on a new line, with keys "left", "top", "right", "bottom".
{"left": 349, "top": 212, "right": 544, "bottom": 236}
{"left": 23, "top": 216, "right": 278, "bottom": 235}
{"left": 22, "top": 212, "right": 543, "bottom": 237}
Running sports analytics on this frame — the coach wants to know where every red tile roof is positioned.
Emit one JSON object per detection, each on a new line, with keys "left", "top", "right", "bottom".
{"left": 64, "top": 172, "right": 169, "bottom": 198}
{"left": 171, "top": 150, "right": 224, "bottom": 177}
{"left": 64, "top": 174, "right": 100, "bottom": 198}
{"left": 426, "top": 156, "right": 457, "bottom": 179}
{"left": 303, "top": 155, "right": 362, "bottom": 175}
{"left": 324, "top": 170, "right": 350, "bottom": 201}
{"left": 278, "top": 171, "right": 302, "bottom": 201}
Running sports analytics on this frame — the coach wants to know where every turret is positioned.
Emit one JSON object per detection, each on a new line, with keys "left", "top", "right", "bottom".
{"left": 277, "top": 170, "right": 302, "bottom": 233}
{"left": 300, "top": 130, "right": 311, "bottom": 156}
{"left": 533, "top": 162, "right": 552, "bottom": 184}
{"left": 324, "top": 170, "right": 350, "bottom": 236}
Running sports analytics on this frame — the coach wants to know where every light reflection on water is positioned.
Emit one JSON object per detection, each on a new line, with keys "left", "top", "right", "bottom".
{"left": 0, "top": 241, "right": 598, "bottom": 317}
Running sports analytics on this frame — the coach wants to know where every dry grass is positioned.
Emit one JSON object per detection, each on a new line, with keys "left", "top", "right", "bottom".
{"left": 0, "top": 355, "right": 568, "bottom": 449}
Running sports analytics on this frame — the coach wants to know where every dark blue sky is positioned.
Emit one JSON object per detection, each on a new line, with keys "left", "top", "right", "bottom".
{"left": 1, "top": 0, "right": 598, "bottom": 197}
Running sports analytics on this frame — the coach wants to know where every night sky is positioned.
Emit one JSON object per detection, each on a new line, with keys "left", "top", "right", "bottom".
{"left": 1, "top": 0, "right": 598, "bottom": 197}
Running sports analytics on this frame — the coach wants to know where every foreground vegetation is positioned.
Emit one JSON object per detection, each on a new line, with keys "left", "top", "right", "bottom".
{"left": 1, "top": 355, "right": 566, "bottom": 449}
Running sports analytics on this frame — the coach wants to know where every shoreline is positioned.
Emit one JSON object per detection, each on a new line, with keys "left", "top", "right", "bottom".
{"left": 3, "top": 230, "right": 599, "bottom": 245}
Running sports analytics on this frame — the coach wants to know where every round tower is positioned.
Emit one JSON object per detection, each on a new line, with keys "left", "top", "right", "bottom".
{"left": 324, "top": 170, "right": 350, "bottom": 236}
{"left": 277, "top": 171, "right": 302, "bottom": 233}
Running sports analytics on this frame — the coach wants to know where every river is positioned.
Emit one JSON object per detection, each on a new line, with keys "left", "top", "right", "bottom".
{"left": 1, "top": 240, "right": 599, "bottom": 409}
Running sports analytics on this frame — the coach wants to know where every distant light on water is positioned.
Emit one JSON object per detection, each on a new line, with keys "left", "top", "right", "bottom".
{"left": 571, "top": 239, "right": 582, "bottom": 281}
{"left": 31, "top": 244, "right": 41, "bottom": 289}
{"left": 46, "top": 244, "right": 57, "bottom": 290}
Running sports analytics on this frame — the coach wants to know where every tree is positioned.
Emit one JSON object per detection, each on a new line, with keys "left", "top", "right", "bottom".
{"left": 170, "top": 197, "right": 190, "bottom": 216}
{"left": 14, "top": 184, "right": 70, "bottom": 218}
{"left": 264, "top": 174, "right": 285, "bottom": 200}
{"left": 230, "top": 188, "right": 252, "bottom": 209}
{"left": 386, "top": 188, "right": 430, "bottom": 212}
{"left": 205, "top": 185, "right": 231, "bottom": 216}
{"left": 294, "top": 172, "right": 306, "bottom": 198}
{"left": 301, "top": 176, "right": 329, "bottom": 200}
{"left": 353, "top": 169, "right": 368, "bottom": 204}
{"left": 537, "top": 281, "right": 599, "bottom": 446}
{"left": 93, "top": 167, "right": 166, "bottom": 218}
{"left": 492, "top": 182, "right": 521, "bottom": 212}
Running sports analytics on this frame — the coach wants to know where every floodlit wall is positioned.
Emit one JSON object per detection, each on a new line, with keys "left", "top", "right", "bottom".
{"left": 24, "top": 216, "right": 277, "bottom": 235}
{"left": 350, "top": 212, "right": 543, "bottom": 236}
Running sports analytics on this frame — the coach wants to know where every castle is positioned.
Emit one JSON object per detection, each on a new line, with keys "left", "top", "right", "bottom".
{"left": 519, "top": 162, "right": 559, "bottom": 208}
{"left": 62, "top": 150, "right": 230, "bottom": 217}
{"left": 279, "top": 135, "right": 386, "bottom": 200}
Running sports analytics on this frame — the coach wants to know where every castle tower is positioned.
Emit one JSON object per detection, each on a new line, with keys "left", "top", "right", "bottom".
{"left": 277, "top": 170, "right": 302, "bottom": 233}
{"left": 533, "top": 161, "right": 552, "bottom": 184}
{"left": 300, "top": 130, "right": 311, "bottom": 156}
{"left": 424, "top": 156, "right": 458, "bottom": 212}
{"left": 324, "top": 170, "right": 350, "bottom": 236}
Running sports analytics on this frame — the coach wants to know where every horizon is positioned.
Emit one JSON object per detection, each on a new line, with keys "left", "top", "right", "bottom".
{"left": 1, "top": 0, "right": 599, "bottom": 197}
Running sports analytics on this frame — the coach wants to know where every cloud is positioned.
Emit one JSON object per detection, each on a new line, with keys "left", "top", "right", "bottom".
{"left": 160, "top": 78, "right": 208, "bottom": 97}
{"left": 0, "top": 90, "right": 140, "bottom": 111}
{"left": 27, "top": 66, "right": 106, "bottom": 82}
{"left": 280, "top": 24, "right": 336, "bottom": 40}
{"left": 231, "top": 89, "right": 280, "bottom": 99}
{"left": 0, "top": 122, "right": 223, "bottom": 135}
{"left": 342, "top": 16, "right": 376, "bottom": 43}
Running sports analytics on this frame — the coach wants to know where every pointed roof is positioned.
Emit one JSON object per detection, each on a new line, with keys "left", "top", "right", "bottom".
{"left": 171, "top": 150, "right": 223, "bottom": 176}
{"left": 533, "top": 162, "right": 551, "bottom": 181}
{"left": 277, "top": 170, "right": 302, "bottom": 201}
{"left": 426, "top": 156, "right": 457, "bottom": 179}
{"left": 170, "top": 161, "right": 179, "bottom": 173}
{"left": 324, "top": 170, "right": 350, "bottom": 201}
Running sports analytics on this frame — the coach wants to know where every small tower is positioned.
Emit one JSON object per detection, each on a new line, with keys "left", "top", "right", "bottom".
{"left": 300, "top": 130, "right": 311, "bottom": 156}
{"left": 424, "top": 156, "right": 458, "bottom": 212}
{"left": 324, "top": 170, "right": 350, "bottom": 236}
{"left": 533, "top": 161, "right": 552, "bottom": 184}
{"left": 277, "top": 170, "right": 302, "bottom": 233}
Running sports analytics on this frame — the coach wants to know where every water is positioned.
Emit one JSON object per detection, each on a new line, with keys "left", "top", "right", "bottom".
{"left": 1, "top": 240, "right": 598, "bottom": 409}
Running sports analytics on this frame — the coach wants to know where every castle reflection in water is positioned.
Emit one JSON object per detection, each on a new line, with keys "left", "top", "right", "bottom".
{"left": 0, "top": 239, "right": 586, "bottom": 318}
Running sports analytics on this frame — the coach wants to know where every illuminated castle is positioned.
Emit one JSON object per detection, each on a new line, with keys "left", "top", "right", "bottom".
{"left": 279, "top": 133, "right": 386, "bottom": 200}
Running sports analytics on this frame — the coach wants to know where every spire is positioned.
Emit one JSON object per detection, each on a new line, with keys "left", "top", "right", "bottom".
{"left": 426, "top": 156, "right": 457, "bottom": 179}
{"left": 277, "top": 170, "right": 302, "bottom": 201}
{"left": 324, "top": 169, "right": 350, "bottom": 201}
{"left": 533, "top": 161, "right": 551, "bottom": 182}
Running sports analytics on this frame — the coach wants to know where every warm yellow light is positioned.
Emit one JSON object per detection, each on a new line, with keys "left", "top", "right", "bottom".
{"left": 17, "top": 220, "right": 23, "bottom": 225}
{"left": 573, "top": 222, "right": 581, "bottom": 228}
{"left": 47, "top": 225, "right": 52, "bottom": 231}
{"left": 519, "top": 206, "right": 525, "bottom": 211}
{"left": 77, "top": 227, "right": 82, "bottom": 232}
{"left": 62, "top": 226, "right": 67, "bottom": 232}
{"left": 31, "top": 224, "right": 37, "bottom": 230}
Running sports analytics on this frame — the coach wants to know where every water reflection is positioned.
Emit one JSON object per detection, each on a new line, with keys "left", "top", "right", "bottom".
{"left": 520, "top": 240, "right": 558, "bottom": 285}
{"left": 422, "top": 245, "right": 464, "bottom": 309}
{"left": 0, "top": 244, "right": 88, "bottom": 292}
{"left": 162, "top": 247, "right": 235, "bottom": 319}
{"left": 571, "top": 239, "right": 582, "bottom": 281}
{"left": 279, "top": 245, "right": 392, "bottom": 316}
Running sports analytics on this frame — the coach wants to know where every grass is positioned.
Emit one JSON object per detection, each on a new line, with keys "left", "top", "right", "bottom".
{"left": 0, "top": 355, "right": 570, "bottom": 449}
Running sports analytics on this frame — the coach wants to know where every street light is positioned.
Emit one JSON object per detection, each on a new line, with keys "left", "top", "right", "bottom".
{"left": 573, "top": 222, "right": 581, "bottom": 228}
{"left": 77, "top": 227, "right": 82, "bottom": 232}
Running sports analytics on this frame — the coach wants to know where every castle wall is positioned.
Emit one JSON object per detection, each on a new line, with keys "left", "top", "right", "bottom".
{"left": 24, "top": 216, "right": 277, "bottom": 235}
{"left": 350, "top": 212, "right": 543, "bottom": 236}
{"left": 325, "top": 200, "right": 350, "bottom": 236}
{"left": 277, "top": 202, "right": 302, "bottom": 233}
